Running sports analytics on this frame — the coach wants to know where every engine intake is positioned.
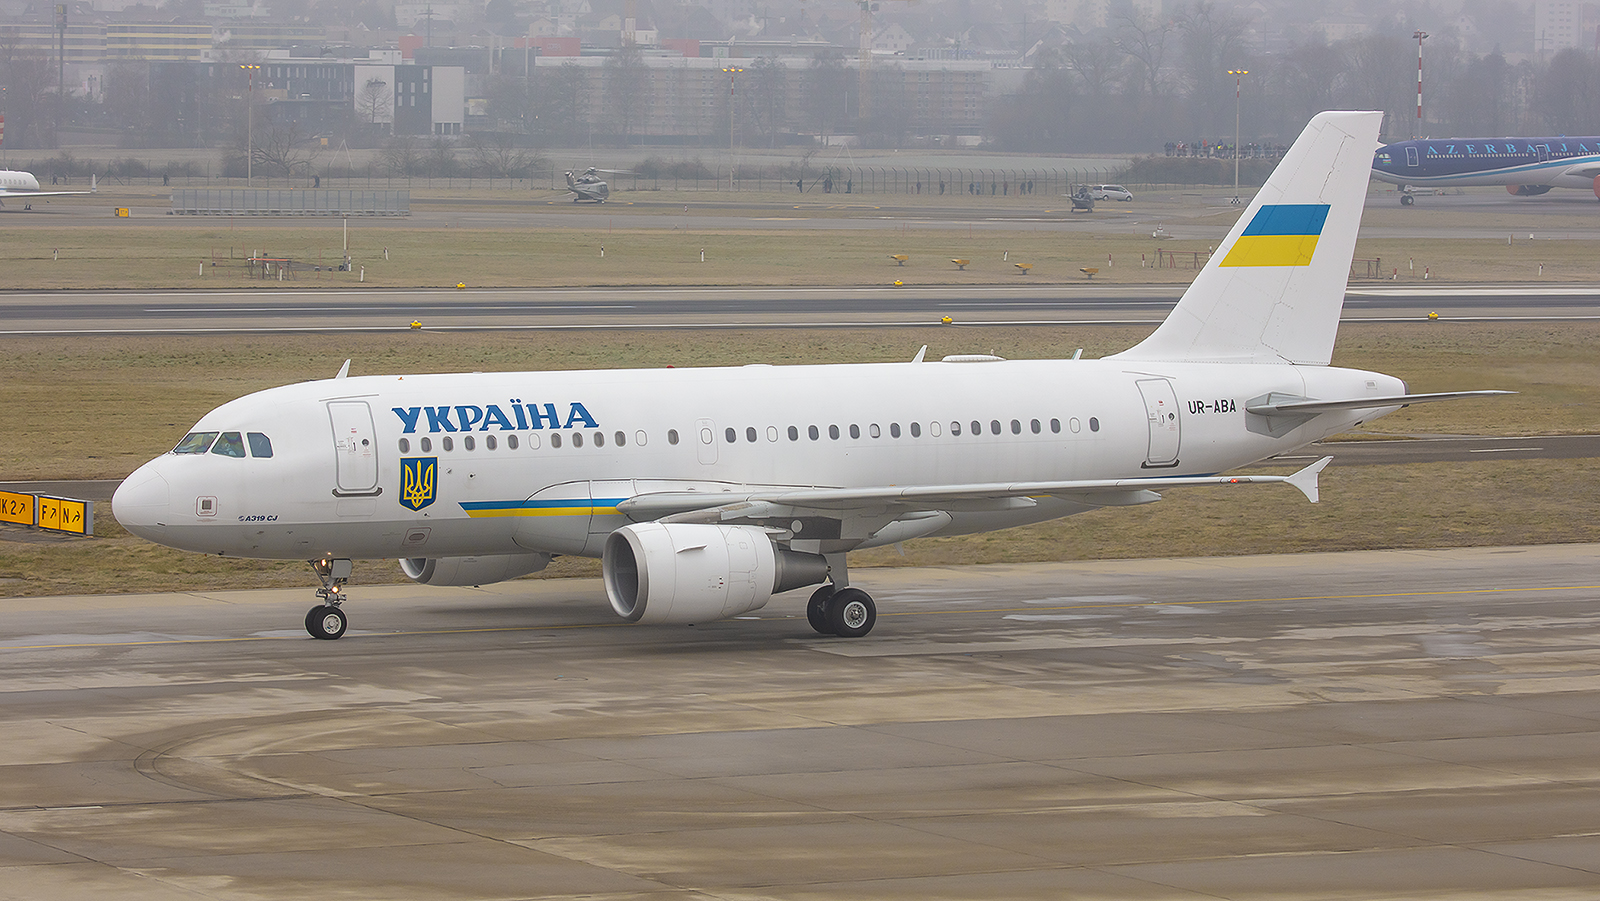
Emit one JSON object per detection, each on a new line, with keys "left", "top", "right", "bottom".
{"left": 603, "top": 523, "right": 829, "bottom": 624}
{"left": 400, "top": 553, "right": 551, "bottom": 587}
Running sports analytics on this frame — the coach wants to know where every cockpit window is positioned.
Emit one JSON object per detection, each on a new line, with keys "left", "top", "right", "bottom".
{"left": 247, "top": 432, "right": 273, "bottom": 458}
{"left": 211, "top": 432, "right": 247, "bottom": 458}
{"left": 173, "top": 431, "right": 218, "bottom": 454}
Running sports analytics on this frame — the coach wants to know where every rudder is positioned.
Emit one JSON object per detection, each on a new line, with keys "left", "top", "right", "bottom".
{"left": 1114, "top": 111, "right": 1383, "bottom": 366}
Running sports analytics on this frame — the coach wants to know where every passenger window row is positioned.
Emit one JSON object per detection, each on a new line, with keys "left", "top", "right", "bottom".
{"left": 397, "top": 417, "right": 1101, "bottom": 455}
{"left": 400, "top": 430, "right": 653, "bottom": 454}
{"left": 729, "top": 417, "right": 1100, "bottom": 443}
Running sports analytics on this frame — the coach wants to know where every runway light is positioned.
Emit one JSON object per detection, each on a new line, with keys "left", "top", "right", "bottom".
{"left": 456, "top": 282, "right": 466, "bottom": 290}
{"left": 941, "top": 316, "right": 953, "bottom": 325}
{"left": 410, "top": 320, "right": 423, "bottom": 329}
{"left": 1428, "top": 311, "right": 1439, "bottom": 321}
{"left": 894, "top": 280, "right": 903, "bottom": 286}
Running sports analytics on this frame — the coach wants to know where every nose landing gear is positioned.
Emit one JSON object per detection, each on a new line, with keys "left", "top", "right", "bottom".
{"left": 306, "top": 557, "right": 352, "bottom": 640}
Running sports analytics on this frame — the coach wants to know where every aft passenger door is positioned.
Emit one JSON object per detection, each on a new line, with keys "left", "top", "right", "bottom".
{"left": 1136, "top": 379, "right": 1181, "bottom": 468}
{"left": 328, "top": 401, "right": 380, "bottom": 496}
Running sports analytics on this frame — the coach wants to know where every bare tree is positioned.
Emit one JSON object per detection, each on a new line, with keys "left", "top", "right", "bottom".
{"left": 1177, "top": 1, "right": 1252, "bottom": 136}
{"left": 2, "top": 50, "right": 55, "bottom": 148}
{"left": 467, "top": 131, "right": 542, "bottom": 177}
{"left": 1114, "top": 8, "right": 1177, "bottom": 100}
{"left": 356, "top": 77, "right": 393, "bottom": 131}
{"left": 381, "top": 134, "right": 425, "bottom": 175}
{"left": 234, "top": 119, "right": 324, "bottom": 178}
{"left": 603, "top": 42, "right": 648, "bottom": 146}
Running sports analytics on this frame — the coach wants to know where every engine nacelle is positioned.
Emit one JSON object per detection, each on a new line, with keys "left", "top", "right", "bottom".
{"left": 400, "top": 553, "right": 551, "bottom": 587}
{"left": 1508, "top": 184, "right": 1553, "bottom": 196}
{"left": 603, "top": 523, "right": 829, "bottom": 625}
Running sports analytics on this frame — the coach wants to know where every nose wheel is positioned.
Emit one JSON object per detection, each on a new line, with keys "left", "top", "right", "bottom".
{"left": 307, "top": 558, "right": 353, "bottom": 640}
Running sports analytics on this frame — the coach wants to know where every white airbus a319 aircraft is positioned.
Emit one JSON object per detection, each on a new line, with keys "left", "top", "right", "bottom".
{"left": 115, "top": 111, "right": 1506, "bottom": 640}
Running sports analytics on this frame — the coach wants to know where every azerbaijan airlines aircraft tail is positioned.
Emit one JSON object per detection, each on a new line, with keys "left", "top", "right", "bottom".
{"left": 0, "top": 169, "right": 97, "bottom": 208}
{"left": 1372, "top": 135, "right": 1600, "bottom": 203}
{"left": 114, "top": 111, "right": 1508, "bottom": 641}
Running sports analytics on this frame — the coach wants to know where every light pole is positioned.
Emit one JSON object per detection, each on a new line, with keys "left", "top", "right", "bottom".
{"left": 1228, "top": 68, "right": 1247, "bottom": 205}
{"left": 1413, "top": 31, "right": 1428, "bottom": 138}
{"left": 240, "top": 64, "right": 260, "bottom": 185}
{"left": 722, "top": 65, "right": 743, "bottom": 151}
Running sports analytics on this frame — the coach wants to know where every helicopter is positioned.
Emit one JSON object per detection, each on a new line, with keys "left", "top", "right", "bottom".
{"left": 564, "top": 167, "right": 611, "bottom": 203}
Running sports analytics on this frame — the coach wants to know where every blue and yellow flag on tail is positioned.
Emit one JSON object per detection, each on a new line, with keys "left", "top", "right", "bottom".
{"left": 1220, "top": 203, "right": 1330, "bottom": 267}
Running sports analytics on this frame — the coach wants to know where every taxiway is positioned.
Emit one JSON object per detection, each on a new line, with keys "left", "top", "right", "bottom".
{"left": 1, "top": 545, "right": 1597, "bottom": 899}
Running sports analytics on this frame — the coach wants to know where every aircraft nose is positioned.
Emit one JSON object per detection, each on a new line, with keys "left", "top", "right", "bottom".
{"left": 113, "top": 463, "right": 170, "bottom": 540}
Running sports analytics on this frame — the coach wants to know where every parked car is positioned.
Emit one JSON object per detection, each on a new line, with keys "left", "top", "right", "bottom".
{"left": 1088, "top": 184, "right": 1134, "bottom": 201}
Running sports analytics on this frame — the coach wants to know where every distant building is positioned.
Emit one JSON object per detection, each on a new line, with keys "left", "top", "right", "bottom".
{"left": 1534, "top": 0, "right": 1600, "bottom": 54}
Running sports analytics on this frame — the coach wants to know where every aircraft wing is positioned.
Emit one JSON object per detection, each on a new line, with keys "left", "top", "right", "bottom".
{"left": 1561, "top": 161, "right": 1600, "bottom": 180}
{"left": 0, "top": 187, "right": 97, "bottom": 198}
{"left": 616, "top": 457, "right": 1332, "bottom": 530}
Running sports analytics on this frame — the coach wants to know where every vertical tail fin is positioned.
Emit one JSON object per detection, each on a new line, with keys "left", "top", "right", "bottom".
{"left": 1113, "top": 111, "right": 1383, "bottom": 366}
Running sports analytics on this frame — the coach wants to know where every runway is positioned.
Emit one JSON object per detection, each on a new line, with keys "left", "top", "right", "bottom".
{"left": 2, "top": 284, "right": 1598, "bottom": 334}
{"left": 1, "top": 545, "right": 1597, "bottom": 898}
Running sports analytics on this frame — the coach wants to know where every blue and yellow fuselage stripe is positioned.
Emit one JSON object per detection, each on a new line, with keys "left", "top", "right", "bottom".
{"left": 459, "top": 498, "right": 627, "bottom": 518}
{"left": 1219, "top": 203, "right": 1330, "bottom": 268}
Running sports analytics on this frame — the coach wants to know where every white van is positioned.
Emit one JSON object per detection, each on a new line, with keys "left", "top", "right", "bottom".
{"left": 1088, "top": 185, "right": 1134, "bottom": 202}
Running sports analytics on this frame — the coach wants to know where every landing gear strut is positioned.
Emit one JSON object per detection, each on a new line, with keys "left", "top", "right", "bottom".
{"left": 306, "top": 557, "right": 352, "bottom": 640}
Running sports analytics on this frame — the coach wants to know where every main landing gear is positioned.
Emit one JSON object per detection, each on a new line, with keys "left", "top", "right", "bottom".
{"left": 806, "top": 583, "right": 877, "bottom": 638}
{"left": 306, "top": 558, "right": 352, "bottom": 640}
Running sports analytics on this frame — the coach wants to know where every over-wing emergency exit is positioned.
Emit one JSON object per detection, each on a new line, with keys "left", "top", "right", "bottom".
{"left": 115, "top": 111, "right": 1508, "bottom": 641}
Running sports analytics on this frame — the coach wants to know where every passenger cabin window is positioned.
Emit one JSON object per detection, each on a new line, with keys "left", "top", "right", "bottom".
{"left": 667, "top": 429, "right": 679, "bottom": 445}
{"left": 212, "top": 432, "right": 247, "bottom": 457}
{"left": 508, "top": 435, "right": 519, "bottom": 450}
{"left": 173, "top": 431, "right": 218, "bottom": 454}
{"left": 486, "top": 435, "right": 497, "bottom": 450}
{"left": 421, "top": 437, "right": 433, "bottom": 452}
{"left": 464, "top": 435, "right": 476, "bottom": 451}
{"left": 442, "top": 436, "right": 454, "bottom": 452}
{"left": 247, "top": 432, "right": 274, "bottom": 458}
{"left": 399, "top": 438, "right": 410, "bottom": 453}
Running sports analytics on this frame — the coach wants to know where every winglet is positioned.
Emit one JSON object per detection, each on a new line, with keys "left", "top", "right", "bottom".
{"left": 912, "top": 345, "right": 927, "bottom": 364}
{"left": 1285, "top": 456, "right": 1332, "bottom": 503}
{"left": 335, "top": 359, "right": 351, "bottom": 379}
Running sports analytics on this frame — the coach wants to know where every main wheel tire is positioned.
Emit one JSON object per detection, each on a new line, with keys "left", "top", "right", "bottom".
{"left": 806, "top": 585, "right": 834, "bottom": 635}
{"left": 1401, "top": 194, "right": 1414, "bottom": 206}
{"left": 826, "top": 588, "right": 876, "bottom": 638}
{"left": 306, "top": 605, "right": 347, "bottom": 640}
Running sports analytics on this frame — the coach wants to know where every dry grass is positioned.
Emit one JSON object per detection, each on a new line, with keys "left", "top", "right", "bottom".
{"left": 5, "top": 218, "right": 1600, "bottom": 288}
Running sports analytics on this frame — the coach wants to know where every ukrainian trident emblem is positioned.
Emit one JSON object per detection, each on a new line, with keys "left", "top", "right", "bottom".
{"left": 400, "top": 457, "right": 437, "bottom": 511}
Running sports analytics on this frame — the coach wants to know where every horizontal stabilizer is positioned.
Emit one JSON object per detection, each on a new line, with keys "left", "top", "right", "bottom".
{"left": 1247, "top": 390, "right": 1514, "bottom": 416}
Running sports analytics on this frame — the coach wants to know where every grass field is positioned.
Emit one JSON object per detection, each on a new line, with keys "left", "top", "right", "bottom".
{"left": 3, "top": 207, "right": 1599, "bottom": 288}
{"left": 1, "top": 322, "right": 1596, "bottom": 597}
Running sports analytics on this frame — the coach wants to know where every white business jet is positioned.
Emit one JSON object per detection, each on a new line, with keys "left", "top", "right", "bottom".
{"left": 0, "top": 169, "right": 97, "bottom": 209}
{"left": 114, "top": 111, "right": 1506, "bottom": 641}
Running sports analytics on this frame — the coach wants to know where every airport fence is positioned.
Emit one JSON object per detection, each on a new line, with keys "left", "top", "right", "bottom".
{"left": 36, "top": 160, "right": 1173, "bottom": 198}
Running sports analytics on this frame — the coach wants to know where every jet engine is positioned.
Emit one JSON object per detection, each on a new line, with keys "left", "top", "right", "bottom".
{"left": 603, "top": 522, "right": 830, "bottom": 625}
{"left": 1507, "top": 184, "right": 1553, "bottom": 196}
{"left": 400, "top": 553, "right": 552, "bottom": 586}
